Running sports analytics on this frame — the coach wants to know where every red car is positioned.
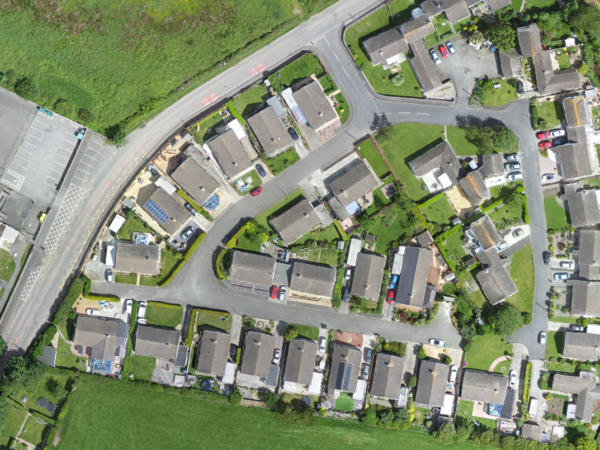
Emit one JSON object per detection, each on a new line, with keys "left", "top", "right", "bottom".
{"left": 387, "top": 290, "right": 395, "bottom": 304}
{"left": 270, "top": 285, "right": 278, "bottom": 299}
{"left": 251, "top": 186, "right": 263, "bottom": 197}
{"left": 439, "top": 45, "right": 448, "bottom": 58}
{"left": 536, "top": 131, "right": 550, "bottom": 139}
{"left": 538, "top": 140, "right": 552, "bottom": 149}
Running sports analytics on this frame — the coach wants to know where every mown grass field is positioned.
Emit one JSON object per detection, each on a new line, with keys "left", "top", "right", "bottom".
{"left": 145, "top": 302, "right": 183, "bottom": 329}
{"left": 357, "top": 139, "right": 389, "bottom": 179}
{"left": 465, "top": 334, "right": 513, "bottom": 371}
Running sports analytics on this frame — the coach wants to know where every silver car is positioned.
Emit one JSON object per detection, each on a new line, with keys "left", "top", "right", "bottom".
{"left": 507, "top": 172, "right": 523, "bottom": 181}
{"left": 506, "top": 153, "right": 519, "bottom": 161}
{"left": 554, "top": 273, "right": 570, "bottom": 280}
{"left": 430, "top": 49, "right": 441, "bottom": 64}
{"left": 509, "top": 370, "right": 517, "bottom": 388}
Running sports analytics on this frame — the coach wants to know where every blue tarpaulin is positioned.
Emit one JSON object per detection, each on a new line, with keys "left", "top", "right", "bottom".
{"left": 92, "top": 359, "right": 112, "bottom": 374}
{"left": 204, "top": 194, "right": 220, "bottom": 211}
{"left": 488, "top": 403, "right": 503, "bottom": 417}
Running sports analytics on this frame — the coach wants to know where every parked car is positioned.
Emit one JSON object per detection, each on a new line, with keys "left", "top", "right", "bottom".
{"left": 86, "top": 308, "right": 100, "bottom": 316}
{"left": 342, "top": 288, "right": 350, "bottom": 302}
{"left": 483, "top": 40, "right": 497, "bottom": 52}
{"left": 251, "top": 186, "right": 263, "bottom": 197}
{"left": 278, "top": 286, "right": 287, "bottom": 301}
{"left": 106, "top": 269, "right": 113, "bottom": 283}
{"left": 446, "top": 41, "right": 456, "bottom": 55}
{"left": 389, "top": 274, "right": 399, "bottom": 290}
{"left": 509, "top": 370, "right": 517, "bottom": 388}
{"left": 387, "top": 290, "right": 395, "bottom": 304}
{"left": 541, "top": 173, "right": 556, "bottom": 182}
{"left": 362, "top": 364, "right": 371, "bottom": 379}
{"left": 138, "top": 301, "right": 147, "bottom": 319}
{"left": 497, "top": 242, "right": 508, "bottom": 251}
{"left": 571, "top": 325, "right": 585, "bottom": 332}
{"left": 287, "top": 127, "right": 299, "bottom": 140}
{"left": 560, "top": 261, "right": 574, "bottom": 269}
{"left": 429, "top": 48, "right": 441, "bottom": 64}
{"left": 273, "top": 349, "right": 281, "bottom": 365}
{"left": 185, "top": 203, "right": 198, "bottom": 216}
{"left": 538, "top": 140, "right": 552, "bottom": 149}
{"left": 429, "top": 338, "right": 445, "bottom": 347}
{"left": 230, "top": 344, "right": 238, "bottom": 360}
{"left": 180, "top": 226, "right": 194, "bottom": 240}
{"left": 543, "top": 251, "right": 551, "bottom": 265}
{"left": 539, "top": 332, "right": 547, "bottom": 344}
{"left": 439, "top": 44, "right": 448, "bottom": 58}
{"left": 270, "top": 285, "right": 278, "bottom": 299}
{"left": 551, "top": 129, "right": 566, "bottom": 138}
{"left": 554, "top": 272, "right": 570, "bottom": 280}
{"left": 319, "top": 337, "right": 327, "bottom": 353}
{"left": 504, "top": 162, "right": 521, "bottom": 171}
{"left": 507, "top": 172, "right": 523, "bottom": 181}
{"left": 513, "top": 228, "right": 524, "bottom": 238}
{"left": 365, "top": 348, "right": 372, "bottom": 363}
{"left": 449, "top": 365, "right": 458, "bottom": 383}
{"left": 255, "top": 164, "right": 266, "bottom": 177}
{"left": 125, "top": 299, "right": 133, "bottom": 315}
{"left": 467, "top": 39, "right": 481, "bottom": 50}
{"left": 505, "top": 153, "right": 519, "bottom": 161}
{"left": 553, "top": 137, "right": 567, "bottom": 146}
{"left": 148, "top": 165, "right": 158, "bottom": 176}
{"left": 536, "top": 131, "right": 550, "bottom": 139}
{"left": 517, "top": 81, "right": 524, "bottom": 94}
{"left": 345, "top": 268, "right": 352, "bottom": 281}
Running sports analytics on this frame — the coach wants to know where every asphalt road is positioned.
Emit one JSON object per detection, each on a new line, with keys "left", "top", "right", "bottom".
{"left": 0, "top": 0, "right": 549, "bottom": 359}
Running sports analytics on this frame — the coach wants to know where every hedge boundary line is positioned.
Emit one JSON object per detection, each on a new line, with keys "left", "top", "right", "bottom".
{"left": 419, "top": 192, "right": 445, "bottom": 210}
{"left": 177, "top": 189, "right": 213, "bottom": 222}
{"left": 158, "top": 233, "right": 206, "bottom": 287}
{"left": 226, "top": 100, "right": 246, "bottom": 127}
{"left": 226, "top": 221, "right": 249, "bottom": 248}
{"left": 216, "top": 248, "right": 229, "bottom": 281}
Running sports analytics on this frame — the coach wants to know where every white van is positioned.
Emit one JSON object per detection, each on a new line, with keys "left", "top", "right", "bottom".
{"left": 529, "top": 397, "right": 539, "bottom": 419}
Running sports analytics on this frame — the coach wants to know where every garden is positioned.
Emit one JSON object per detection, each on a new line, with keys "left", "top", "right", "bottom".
{"left": 544, "top": 197, "right": 570, "bottom": 231}
{"left": 234, "top": 84, "right": 268, "bottom": 117}
{"left": 196, "top": 309, "right": 232, "bottom": 332}
{"left": 116, "top": 214, "right": 153, "bottom": 240}
{"left": 357, "top": 138, "right": 389, "bottom": 179}
{"left": 267, "top": 54, "right": 326, "bottom": 93}
{"left": 471, "top": 79, "right": 518, "bottom": 108}
{"left": 130, "top": 355, "right": 156, "bottom": 382}
{"left": 139, "top": 247, "right": 183, "bottom": 286}
{"left": 507, "top": 245, "right": 535, "bottom": 314}
{"left": 532, "top": 100, "right": 565, "bottom": 130}
{"left": 262, "top": 148, "right": 301, "bottom": 176}
{"left": 420, "top": 194, "right": 456, "bottom": 227}
{"left": 236, "top": 169, "right": 263, "bottom": 197}
{"left": 191, "top": 108, "right": 226, "bottom": 144}
{"left": 145, "top": 302, "right": 183, "bottom": 329}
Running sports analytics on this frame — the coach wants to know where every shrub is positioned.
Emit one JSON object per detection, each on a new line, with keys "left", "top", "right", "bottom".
{"left": 229, "top": 389, "right": 243, "bottom": 405}
{"left": 284, "top": 325, "right": 298, "bottom": 341}
{"left": 408, "top": 375, "right": 417, "bottom": 388}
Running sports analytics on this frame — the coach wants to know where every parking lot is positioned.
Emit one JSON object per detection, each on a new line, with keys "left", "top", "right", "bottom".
{"left": 0, "top": 111, "right": 81, "bottom": 210}
{"left": 0, "top": 89, "right": 37, "bottom": 165}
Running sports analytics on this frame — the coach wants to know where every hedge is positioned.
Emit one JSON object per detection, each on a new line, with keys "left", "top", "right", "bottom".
{"left": 6, "top": 397, "right": 24, "bottom": 410}
{"left": 333, "top": 219, "right": 348, "bottom": 241}
{"left": 184, "top": 309, "right": 199, "bottom": 347}
{"left": 419, "top": 192, "right": 445, "bottom": 209}
{"left": 524, "top": 196, "right": 530, "bottom": 224}
{"left": 51, "top": 278, "right": 84, "bottom": 327}
{"left": 531, "top": 105, "right": 539, "bottom": 127}
{"left": 158, "top": 233, "right": 206, "bottom": 287}
{"left": 522, "top": 361, "right": 533, "bottom": 417}
{"left": 215, "top": 248, "right": 230, "bottom": 281}
{"left": 236, "top": 348, "right": 241, "bottom": 365}
{"left": 227, "top": 100, "right": 246, "bottom": 127}
{"left": 27, "top": 325, "right": 57, "bottom": 359}
{"left": 177, "top": 190, "right": 213, "bottom": 222}
{"left": 122, "top": 301, "right": 139, "bottom": 377}
{"left": 148, "top": 301, "right": 182, "bottom": 309}
{"left": 226, "top": 221, "right": 249, "bottom": 248}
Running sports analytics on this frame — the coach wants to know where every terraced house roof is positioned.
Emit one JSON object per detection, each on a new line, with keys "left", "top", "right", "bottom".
{"left": 563, "top": 96, "right": 589, "bottom": 128}
{"left": 400, "top": 16, "right": 435, "bottom": 43}
{"left": 459, "top": 171, "right": 490, "bottom": 205}
{"left": 247, "top": 106, "right": 293, "bottom": 157}
{"left": 470, "top": 215, "right": 502, "bottom": 251}
{"left": 568, "top": 280, "right": 600, "bottom": 317}
{"left": 171, "top": 157, "right": 219, "bottom": 205}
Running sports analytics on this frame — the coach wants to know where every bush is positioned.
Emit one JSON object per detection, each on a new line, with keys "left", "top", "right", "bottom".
{"left": 229, "top": 389, "right": 243, "bottom": 405}
{"left": 408, "top": 375, "right": 417, "bottom": 388}
{"left": 284, "top": 325, "right": 298, "bottom": 341}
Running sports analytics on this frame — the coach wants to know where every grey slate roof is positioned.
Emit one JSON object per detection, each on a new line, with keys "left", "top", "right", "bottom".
{"left": 350, "top": 253, "right": 386, "bottom": 301}
{"left": 476, "top": 262, "right": 518, "bottom": 305}
{"left": 461, "top": 370, "right": 508, "bottom": 404}
{"left": 522, "top": 423, "right": 544, "bottom": 442}
{"left": 400, "top": 15, "right": 435, "bottom": 43}
{"left": 283, "top": 338, "right": 318, "bottom": 385}
{"left": 143, "top": 187, "right": 191, "bottom": 235}
{"left": 363, "top": 28, "right": 409, "bottom": 66}
{"left": 74, "top": 316, "right": 129, "bottom": 361}
{"left": 564, "top": 96, "right": 589, "bottom": 128}
{"left": 135, "top": 325, "right": 180, "bottom": 361}
{"left": 487, "top": 0, "right": 512, "bottom": 10}
{"left": 552, "top": 372, "right": 600, "bottom": 422}
{"left": 409, "top": 41, "right": 443, "bottom": 94}
{"left": 568, "top": 126, "right": 588, "bottom": 145}
{"left": 208, "top": 129, "right": 252, "bottom": 179}
{"left": 565, "top": 189, "right": 600, "bottom": 228}
{"left": 195, "top": 330, "right": 230, "bottom": 377}
{"left": 328, "top": 344, "right": 361, "bottom": 394}
{"left": 415, "top": 360, "right": 450, "bottom": 407}
{"left": 498, "top": 50, "right": 523, "bottom": 79}
{"left": 421, "top": 0, "right": 470, "bottom": 22}
{"left": 416, "top": 230, "right": 434, "bottom": 248}
{"left": 247, "top": 106, "right": 293, "bottom": 157}
{"left": 482, "top": 154, "right": 505, "bottom": 178}
{"left": 115, "top": 243, "right": 161, "bottom": 276}
{"left": 229, "top": 251, "right": 276, "bottom": 285}
{"left": 171, "top": 157, "right": 219, "bottom": 205}
{"left": 292, "top": 81, "right": 337, "bottom": 131}
{"left": 476, "top": 247, "right": 502, "bottom": 267}
{"left": 370, "top": 354, "right": 405, "bottom": 399}
{"left": 471, "top": 215, "right": 502, "bottom": 251}
{"left": 554, "top": 142, "right": 593, "bottom": 181}
{"left": 271, "top": 199, "right": 321, "bottom": 245}
{"left": 563, "top": 331, "right": 600, "bottom": 360}
{"left": 459, "top": 171, "right": 491, "bottom": 205}
{"left": 517, "top": 24, "right": 541, "bottom": 59}
{"left": 329, "top": 158, "right": 380, "bottom": 208}
{"left": 289, "top": 260, "right": 336, "bottom": 298}
{"left": 396, "top": 246, "right": 434, "bottom": 308}
{"left": 578, "top": 230, "right": 600, "bottom": 280}
{"left": 241, "top": 331, "right": 275, "bottom": 378}
{"left": 568, "top": 280, "right": 600, "bottom": 317}
{"left": 409, "top": 141, "right": 462, "bottom": 184}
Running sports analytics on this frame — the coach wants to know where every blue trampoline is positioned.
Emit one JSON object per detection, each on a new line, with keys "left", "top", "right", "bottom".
{"left": 204, "top": 194, "right": 220, "bottom": 211}
{"left": 92, "top": 359, "right": 112, "bottom": 374}
{"left": 487, "top": 403, "right": 503, "bottom": 417}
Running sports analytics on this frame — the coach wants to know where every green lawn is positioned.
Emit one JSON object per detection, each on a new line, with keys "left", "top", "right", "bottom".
{"left": 544, "top": 197, "right": 570, "bottom": 230}
{"left": 376, "top": 123, "right": 445, "bottom": 201}
{"left": 459, "top": 272, "right": 487, "bottom": 308}
{"left": 546, "top": 331, "right": 564, "bottom": 360}
{"left": 524, "top": 0, "right": 560, "bottom": 12}
{"left": 116, "top": 216, "right": 152, "bottom": 240}
{"left": 130, "top": 355, "right": 156, "bottom": 382}
{"left": 235, "top": 84, "right": 268, "bottom": 117}
{"left": 511, "top": 0, "right": 524, "bottom": 11}
{"left": 465, "top": 334, "right": 513, "bottom": 371}
{"left": 291, "top": 324, "right": 319, "bottom": 341}
{"left": 489, "top": 182, "right": 523, "bottom": 202}
{"left": 140, "top": 247, "right": 181, "bottom": 286}
{"left": 507, "top": 244, "right": 534, "bottom": 314}
{"left": 20, "top": 415, "right": 49, "bottom": 447}
{"left": 432, "top": 13, "right": 452, "bottom": 37}
{"left": 0, "top": 249, "right": 15, "bottom": 283}
{"left": 318, "top": 74, "right": 336, "bottom": 94}
{"left": 0, "top": 407, "right": 27, "bottom": 448}
{"left": 488, "top": 199, "right": 524, "bottom": 226}
{"left": 473, "top": 79, "right": 518, "bottom": 107}
{"left": 294, "top": 224, "right": 341, "bottom": 247}
{"left": 237, "top": 169, "right": 263, "bottom": 197}
{"left": 335, "top": 93, "right": 349, "bottom": 124}
{"left": 263, "top": 149, "right": 300, "bottom": 176}
{"left": 555, "top": 52, "right": 571, "bottom": 70}
{"left": 196, "top": 309, "right": 232, "bottom": 332}
{"left": 192, "top": 109, "right": 225, "bottom": 144}
{"left": 457, "top": 400, "right": 498, "bottom": 430}
{"left": 145, "top": 302, "right": 183, "bottom": 329}
{"left": 360, "top": 200, "right": 421, "bottom": 254}
{"left": 584, "top": 175, "right": 600, "bottom": 190}
{"left": 296, "top": 248, "right": 341, "bottom": 267}
{"left": 446, "top": 126, "right": 480, "bottom": 156}
{"left": 334, "top": 393, "right": 355, "bottom": 412}
{"left": 493, "top": 359, "right": 511, "bottom": 375}
{"left": 344, "top": 0, "right": 422, "bottom": 98}
{"left": 115, "top": 273, "right": 137, "bottom": 285}
{"left": 255, "top": 188, "right": 304, "bottom": 230}
{"left": 357, "top": 139, "right": 389, "bottom": 179}
{"left": 56, "top": 338, "right": 87, "bottom": 371}
{"left": 536, "top": 100, "right": 565, "bottom": 129}
{"left": 443, "top": 231, "right": 468, "bottom": 269}
{"left": 546, "top": 362, "right": 576, "bottom": 373}
{"left": 12, "top": 371, "right": 72, "bottom": 418}
{"left": 268, "top": 54, "right": 325, "bottom": 93}
{"left": 421, "top": 195, "right": 456, "bottom": 226}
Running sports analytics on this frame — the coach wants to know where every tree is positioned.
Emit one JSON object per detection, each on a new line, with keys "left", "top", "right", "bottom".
{"left": 284, "top": 325, "right": 298, "bottom": 342}
{"left": 578, "top": 63, "right": 590, "bottom": 76}
{"left": 493, "top": 126, "right": 519, "bottom": 152}
{"left": 417, "top": 345, "right": 427, "bottom": 360}
{"left": 408, "top": 375, "right": 417, "bottom": 388}
{"left": 506, "top": 192, "right": 524, "bottom": 208}
{"left": 470, "top": 30, "right": 486, "bottom": 46}
{"left": 53, "top": 98, "right": 72, "bottom": 116}
{"left": 242, "top": 316, "right": 255, "bottom": 329}
{"left": 78, "top": 109, "right": 92, "bottom": 123}
{"left": 2, "top": 357, "right": 44, "bottom": 391}
{"left": 0, "top": 337, "right": 6, "bottom": 357}
{"left": 488, "top": 304, "right": 524, "bottom": 336}
{"left": 434, "top": 423, "right": 456, "bottom": 441}
{"left": 575, "top": 436, "right": 595, "bottom": 450}
{"left": 262, "top": 392, "right": 279, "bottom": 410}
{"left": 14, "top": 77, "right": 36, "bottom": 99}
{"left": 486, "top": 25, "right": 516, "bottom": 51}
{"left": 229, "top": 389, "right": 243, "bottom": 405}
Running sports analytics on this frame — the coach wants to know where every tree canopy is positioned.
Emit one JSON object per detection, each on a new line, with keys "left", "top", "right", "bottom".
{"left": 486, "top": 25, "right": 516, "bottom": 51}
{"left": 488, "top": 304, "right": 524, "bottom": 336}
{"left": 284, "top": 325, "right": 298, "bottom": 341}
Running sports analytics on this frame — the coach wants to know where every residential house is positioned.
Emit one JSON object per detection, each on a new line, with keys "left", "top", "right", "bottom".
{"left": 171, "top": 157, "right": 219, "bottom": 206}
{"left": 485, "top": 0, "right": 512, "bottom": 11}
{"left": 393, "top": 246, "right": 436, "bottom": 309}
{"left": 229, "top": 251, "right": 276, "bottom": 286}
{"left": 415, "top": 360, "right": 450, "bottom": 408}
{"left": 577, "top": 230, "right": 600, "bottom": 280}
{"left": 73, "top": 316, "right": 128, "bottom": 374}
{"left": 363, "top": 28, "right": 409, "bottom": 69}
{"left": 195, "top": 330, "right": 230, "bottom": 377}
{"left": 370, "top": 354, "right": 405, "bottom": 400}
{"left": 247, "top": 106, "right": 293, "bottom": 157}
{"left": 481, "top": 154, "right": 505, "bottom": 178}
{"left": 400, "top": 16, "right": 435, "bottom": 43}
{"left": 461, "top": 370, "right": 508, "bottom": 405}
{"left": 135, "top": 325, "right": 182, "bottom": 362}
{"left": 328, "top": 344, "right": 361, "bottom": 395}
{"left": 408, "top": 141, "right": 463, "bottom": 192}
{"left": 553, "top": 140, "right": 594, "bottom": 181}
{"left": 241, "top": 331, "right": 276, "bottom": 378}
{"left": 289, "top": 260, "right": 337, "bottom": 299}
{"left": 350, "top": 253, "right": 386, "bottom": 301}
{"left": 476, "top": 258, "right": 518, "bottom": 305}
{"left": 143, "top": 187, "right": 191, "bottom": 236}
{"left": 498, "top": 50, "right": 524, "bottom": 80}
{"left": 563, "top": 184, "right": 600, "bottom": 228}
{"left": 292, "top": 81, "right": 337, "bottom": 132}
{"left": 114, "top": 243, "right": 161, "bottom": 276}
{"left": 563, "top": 96, "right": 590, "bottom": 129}
{"left": 521, "top": 423, "right": 544, "bottom": 443}
{"left": 517, "top": 24, "right": 581, "bottom": 96}
{"left": 416, "top": 230, "right": 434, "bottom": 248}
{"left": 283, "top": 338, "right": 318, "bottom": 386}
{"left": 408, "top": 41, "right": 443, "bottom": 95}
{"left": 562, "top": 331, "right": 600, "bottom": 360}
{"left": 568, "top": 280, "right": 600, "bottom": 317}
{"left": 207, "top": 129, "right": 252, "bottom": 180}
{"left": 552, "top": 372, "right": 600, "bottom": 422}
{"left": 459, "top": 171, "right": 491, "bottom": 205}
{"left": 421, "top": 0, "right": 470, "bottom": 23}
{"left": 270, "top": 199, "right": 321, "bottom": 245}
{"left": 470, "top": 215, "right": 502, "bottom": 252}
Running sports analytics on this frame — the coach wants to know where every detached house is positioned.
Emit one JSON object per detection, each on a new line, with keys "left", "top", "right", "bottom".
{"left": 562, "top": 331, "right": 600, "bottom": 361}
{"left": 328, "top": 344, "right": 361, "bottom": 395}
{"left": 370, "top": 354, "right": 405, "bottom": 400}
{"left": 459, "top": 171, "right": 491, "bottom": 206}
{"left": 562, "top": 183, "right": 600, "bottom": 229}
{"left": 270, "top": 199, "right": 321, "bottom": 245}
{"left": 415, "top": 360, "right": 450, "bottom": 408}
{"left": 409, "top": 141, "right": 463, "bottom": 193}
{"left": 229, "top": 251, "right": 276, "bottom": 286}
{"left": 363, "top": 28, "right": 409, "bottom": 69}
{"left": 350, "top": 253, "right": 386, "bottom": 301}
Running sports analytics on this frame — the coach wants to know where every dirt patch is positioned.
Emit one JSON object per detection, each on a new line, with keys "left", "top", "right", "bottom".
{"left": 445, "top": 186, "right": 476, "bottom": 220}
{"left": 548, "top": 399, "right": 564, "bottom": 416}
{"left": 333, "top": 331, "right": 363, "bottom": 348}
{"left": 54, "top": 425, "right": 62, "bottom": 447}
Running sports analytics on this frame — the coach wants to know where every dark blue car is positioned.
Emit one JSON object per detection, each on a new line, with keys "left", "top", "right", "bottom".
{"left": 255, "top": 164, "right": 266, "bottom": 177}
{"left": 288, "top": 127, "right": 299, "bottom": 140}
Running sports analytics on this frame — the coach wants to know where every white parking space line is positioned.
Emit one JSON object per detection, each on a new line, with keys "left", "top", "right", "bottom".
{"left": 79, "top": 161, "right": 94, "bottom": 168}
{"left": 27, "top": 134, "right": 42, "bottom": 141}
{"left": 12, "top": 162, "right": 27, "bottom": 170}
{"left": 83, "top": 154, "right": 98, "bottom": 161}
{"left": 59, "top": 146, "right": 72, "bottom": 152}
{"left": 73, "top": 175, "right": 87, "bottom": 182}
{"left": 417, "top": 113, "right": 429, "bottom": 115}
{"left": 49, "top": 168, "right": 62, "bottom": 174}
{"left": 44, "top": 182, "right": 57, "bottom": 188}
{"left": 62, "top": 137, "right": 75, "bottom": 144}
{"left": 53, "top": 161, "right": 67, "bottom": 168}
{"left": 46, "top": 175, "right": 60, "bottom": 181}
{"left": 21, "top": 141, "right": 37, "bottom": 148}
{"left": 30, "top": 126, "right": 44, "bottom": 133}
{"left": 55, "top": 154, "right": 69, "bottom": 160}
{"left": 77, "top": 168, "right": 92, "bottom": 175}
{"left": 19, "top": 149, "right": 34, "bottom": 156}
{"left": 91, "top": 139, "right": 104, "bottom": 146}
{"left": 15, "top": 155, "right": 29, "bottom": 162}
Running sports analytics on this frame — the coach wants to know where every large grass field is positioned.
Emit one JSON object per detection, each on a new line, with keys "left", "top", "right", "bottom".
{"left": 0, "top": 407, "right": 27, "bottom": 448}
{"left": 344, "top": 0, "right": 422, "bottom": 98}
{"left": 536, "top": 100, "right": 565, "bottom": 129}
{"left": 465, "top": 334, "right": 513, "bottom": 371}
{"left": 357, "top": 139, "right": 389, "bottom": 179}
{"left": 544, "top": 197, "right": 570, "bottom": 230}
{"left": 421, "top": 195, "right": 456, "bottom": 226}
{"left": 57, "top": 375, "right": 492, "bottom": 450}
{"left": 145, "top": 302, "right": 183, "bottom": 329}
{"left": 507, "top": 244, "right": 535, "bottom": 314}
{"left": 0, "top": 0, "right": 336, "bottom": 134}
{"left": 376, "top": 123, "right": 445, "bottom": 201}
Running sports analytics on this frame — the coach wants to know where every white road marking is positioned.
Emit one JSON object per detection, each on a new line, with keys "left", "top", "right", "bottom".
{"left": 20, "top": 148, "right": 34, "bottom": 156}
{"left": 333, "top": 51, "right": 340, "bottom": 61}
{"left": 62, "top": 137, "right": 75, "bottom": 144}
{"left": 77, "top": 168, "right": 92, "bottom": 175}
{"left": 12, "top": 162, "right": 27, "bottom": 170}
{"left": 16, "top": 155, "right": 29, "bottom": 162}
{"left": 324, "top": 35, "right": 330, "bottom": 46}
{"left": 55, "top": 153, "right": 69, "bottom": 160}
{"left": 342, "top": 67, "right": 349, "bottom": 78}
{"left": 21, "top": 141, "right": 37, "bottom": 148}
{"left": 79, "top": 161, "right": 94, "bottom": 168}
{"left": 44, "top": 181, "right": 57, "bottom": 188}
{"left": 27, "top": 133, "right": 42, "bottom": 141}
{"left": 59, "top": 146, "right": 72, "bottom": 152}
{"left": 397, "top": 112, "right": 409, "bottom": 114}
{"left": 83, "top": 154, "right": 98, "bottom": 161}
{"left": 73, "top": 175, "right": 87, "bottom": 182}
{"left": 49, "top": 168, "right": 62, "bottom": 174}
{"left": 417, "top": 113, "right": 429, "bottom": 115}
{"left": 30, "top": 126, "right": 44, "bottom": 133}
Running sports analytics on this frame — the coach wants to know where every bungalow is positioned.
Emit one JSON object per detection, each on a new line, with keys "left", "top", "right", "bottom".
{"left": 114, "top": 243, "right": 161, "bottom": 276}
{"left": 291, "top": 81, "right": 337, "bottom": 132}
{"left": 195, "top": 330, "right": 230, "bottom": 377}
{"left": 568, "top": 280, "right": 600, "bottom": 317}
{"left": 563, "top": 95, "right": 590, "bottom": 129}
{"left": 143, "top": 187, "right": 191, "bottom": 236}
{"left": 562, "top": 183, "right": 600, "bottom": 228}
{"left": 229, "top": 251, "right": 276, "bottom": 286}
{"left": 350, "top": 253, "right": 386, "bottom": 301}
{"left": 460, "top": 370, "right": 508, "bottom": 405}
{"left": 247, "top": 106, "right": 294, "bottom": 158}
{"left": 135, "top": 325, "right": 182, "bottom": 363}
{"left": 283, "top": 338, "right": 318, "bottom": 387}
{"left": 498, "top": 50, "right": 524, "bottom": 80}
{"left": 562, "top": 331, "right": 600, "bottom": 361}
{"left": 470, "top": 215, "right": 502, "bottom": 252}
{"left": 459, "top": 171, "right": 491, "bottom": 205}
{"left": 481, "top": 154, "right": 505, "bottom": 178}
{"left": 577, "top": 230, "right": 600, "bottom": 280}
{"left": 328, "top": 344, "right": 361, "bottom": 395}
{"left": 408, "top": 41, "right": 443, "bottom": 95}
{"left": 552, "top": 372, "right": 600, "bottom": 422}
{"left": 392, "top": 246, "right": 436, "bottom": 309}
{"left": 241, "top": 331, "right": 276, "bottom": 378}
{"left": 421, "top": 0, "right": 470, "bottom": 23}
{"left": 363, "top": 28, "right": 409, "bottom": 69}
{"left": 476, "top": 262, "right": 518, "bottom": 306}
{"left": 409, "top": 141, "right": 463, "bottom": 193}
{"left": 171, "top": 157, "right": 219, "bottom": 206}
{"left": 73, "top": 316, "right": 128, "bottom": 375}
{"left": 370, "top": 354, "right": 405, "bottom": 400}
{"left": 289, "top": 260, "right": 337, "bottom": 299}
{"left": 207, "top": 129, "right": 252, "bottom": 180}
{"left": 270, "top": 199, "right": 321, "bottom": 245}
{"left": 414, "top": 360, "right": 450, "bottom": 408}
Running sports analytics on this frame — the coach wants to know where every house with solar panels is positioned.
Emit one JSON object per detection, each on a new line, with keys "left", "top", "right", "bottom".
{"left": 142, "top": 187, "right": 191, "bottom": 236}
{"left": 327, "top": 344, "right": 361, "bottom": 395}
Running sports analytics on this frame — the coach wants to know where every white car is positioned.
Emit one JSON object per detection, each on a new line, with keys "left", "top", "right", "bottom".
{"left": 539, "top": 332, "right": 547, "bottom": 344}
{"left": 125, "top": 299, "right": 133, "bottom": 315}
{"left": 273, "top": 349, "right": 281, "bottom": 364}
{"left": 506, "top": 153, "right": 519, "bottom": 162}
{"left": 430, "top": 49, "right": 441, "bottom": 64}
{"left": 429, "top": 338, "right": 445, "bottom": 347}
{"left": 497, "top": 242, "right": 508, "bottom": 251}
{"left": 86, "top": 308, "right": 100, "bottom": 316}
{"left": 509, "top": 370, "right": 517, "bottom": 388}
{"left": 541, "top": 173, "right": 556, "bottom": 182}
{"left": 278, "top": 286, "right": 287, "bottom": 302}
{"left": 345, "top": 268, "right": 352, "bottom": 281}
{"left": 507, "top": 172, "right": 523, "bottom": 181}
{"left": 560, "top": 261, "right": 574, "bottom": 269}
{"left": 138, "top": 301, "right": 147, "bottom": 319}
{"left": 449, "top": 365, "right": 458, "bottom": 383}
{"left": 554, "top": 272, "right": 570, "bottom": 280}
{"left": 106, "top": 269, "right": 113, "bottom": 283}
{"left": 550, "top": 129, "right": 566, "bottom": 138}
{"left": 319, "top": 336, "right": 327, "bottom": 353}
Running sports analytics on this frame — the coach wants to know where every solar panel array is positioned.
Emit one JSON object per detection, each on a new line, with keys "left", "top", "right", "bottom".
{"left": 335, "top": 362, "right": 345, "bottom": 390}
{"left": 145, "top": 199, "right": 169, "bottom": 223}
{"left": 343, "top": 364, "right": 353, "bottom": 390}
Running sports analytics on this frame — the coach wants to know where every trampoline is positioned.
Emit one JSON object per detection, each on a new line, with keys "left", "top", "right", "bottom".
{"left": 488, "top": 403, "right": 503, "bottom": 417}
{"left": 204, "top": 194, "right": 220, "bottom": 211}
{"left": 201, "top": 380, "right": 213, "bottom": 391}
{"left": 38, "top": 397, "right": 48, "bottom": 408}
{"left": 46, "top": 403, "right": 57, "bottom": 414}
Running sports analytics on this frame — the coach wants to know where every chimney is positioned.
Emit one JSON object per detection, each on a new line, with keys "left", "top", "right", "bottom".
{"left": 386, "top": 360, "right": 394, "bottom": 368}
{"left": 254, "top": 340, "right": 261, "bottom": 346}
{"left": 211, "top": 338, "right": 217, "bottom": 343}
{"left": 319, "top": 112, "right": 323, "bottom": 117}
{"left": 304, "top": 213, "right": 309, "bottom": 218}
{"left": 233, "top": 162, "right": 238, "bottom": 166}
{"left": 297, "top": 273, "right": 302, "bottom": 278}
